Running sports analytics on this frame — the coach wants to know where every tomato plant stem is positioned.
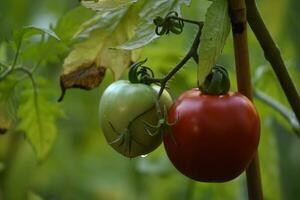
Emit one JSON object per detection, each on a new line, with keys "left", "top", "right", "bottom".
{"left": 229, "top": 0, "right": 263, "bottom": 199}
{"left": 152, "top": 22, "right": 203, "bottom": 98}
{"left": 172, "top": 16, "right": 203, "bottom": 27}
{"left": 245, "top": 0, "right": 300, "bottom": 124}
{"left": 254, "top": 90, "right": 300, "bottom": 136}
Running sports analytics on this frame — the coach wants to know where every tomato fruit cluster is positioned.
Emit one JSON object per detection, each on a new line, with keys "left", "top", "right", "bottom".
{"left": 99, "top": 63, "right": 260, "bottom": 183}
{"left": 163, "top": 89, "right": 260, "bottom": 182}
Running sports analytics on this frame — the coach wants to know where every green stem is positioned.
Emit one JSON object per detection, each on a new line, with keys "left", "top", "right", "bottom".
{"left": 146, "top": 22, "right": 203, "bottom": 98}
{"left": 11, "top": 39, "right": 22, "bottom": 71}
{"left": 254, "top": 90, "right": 300, "bottom": 136}
{"left": 0, "top": 36, "right": 24, "bottom": 79}
{"left": 0, "top": 61, "right": 9, "bottom": 69}
{"left": 246, "top": 0, "right": 300, "bottom": 123}
{"left": 172, "top": 16, "right": 203, "bottom": 26}
{"left": 0, "top": 66, "right": 13, "bottom": 81}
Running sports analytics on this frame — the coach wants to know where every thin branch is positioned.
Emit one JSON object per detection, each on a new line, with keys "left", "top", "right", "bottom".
{"left": 0, "top": 33, "right": 45, "bottom": 82}
{"left": 172, "top": 16, "right": 203, "bottom": 26}
{"left": 254, "top": 90, "right": 300, "bottom": 136}
{"left": 11, "top": 39, "right": 23, "bottom": 70}
{"left": 245, "top": 0, "right": 300, "bottom": 124}
{"left": 0, "top": 61, "right": 9, "bottom": 69}
{"left": 0, "top": 61, "right": 11, "bottom": 80}
{"left": 14, "top": 67, "right": 36, "bottom": 88}
{"left": 146, "top": 22, "right": 203, "bottom": 97}
{"left": 0, "top": 39, "right": 23, "bottom": 81}
{"left": 0, "top": 66, "right": 13, "bottom": 81}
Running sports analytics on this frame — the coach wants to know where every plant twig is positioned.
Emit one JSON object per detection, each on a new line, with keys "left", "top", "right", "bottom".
{"left": 11, "top": 39, "right": 22, "bottom": 71}
{"left": 172, "top": 16, "right": 202, "bottom": 26}
{"left": 146, "top": 22, "right": 203, "bottom": 98}
{"left": 254, "top": 89, "right": 300, "bottom": 136}
{"left": 228, "top": 0, "right": 263, "bottom": 199}
{"left": 245, "top": 0, "right": 300, "bottom": 123}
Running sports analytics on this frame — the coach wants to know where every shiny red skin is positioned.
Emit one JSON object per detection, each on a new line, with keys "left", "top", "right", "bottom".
{"left": 163, "top": 89, "right": 260, "bottom": 182}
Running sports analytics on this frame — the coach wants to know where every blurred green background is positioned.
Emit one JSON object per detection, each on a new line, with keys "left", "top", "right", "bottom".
{"left": 0, "top": 0, "right": 300, "bottom": 199}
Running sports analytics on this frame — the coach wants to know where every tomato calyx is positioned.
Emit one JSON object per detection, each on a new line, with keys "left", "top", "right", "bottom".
{"left": 199, "top": 65, "right": 230, "bottom": 95}
{"left": 153, "top": 11, "right": 184, "bottom": 35}
{"left": 108, "top": 121, "right": 145, "bottom": 156}
{"left": 128, "top": 60, "right": 178, "bottom": 145}
{"left": 141, "top": 105, "right": 178, "bottom": 144}
{"left": 128, "top": 59, "right": 155, "bottom": 85}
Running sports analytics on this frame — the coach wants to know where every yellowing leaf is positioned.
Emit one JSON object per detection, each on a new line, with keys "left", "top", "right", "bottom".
{"left": 60, "top": 0, "right": 192, "bottom": 101}
{"left": 59, "top": 5, "right": 140, "bottom": 101}
{"left": 17, "top": 82, "right": 63, "bottom": 161}
{"left": 197, "top": 0, "right": 230, "bottom": 84}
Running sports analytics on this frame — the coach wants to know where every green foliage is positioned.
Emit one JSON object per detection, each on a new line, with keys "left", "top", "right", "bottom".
{"left": 13, "top": 26, "right": 59, "bottom": 48}
{"left": 0, "top": 0, "right": 299, "bottom": 200}
{"left": 19, "top": 6, "right": 95, "bottom": 68}
{"left": 0, "top": 78, "right": 17, "bottom": 134}
{"left": 0, "top": 25, "right": 63, "bottom": 161}
{"left": 62, "top": 5, "right": 136, "bottom": 80}
{"left": 54, "top": 6, "right": 95, "bottom": 43}
{"left": 12, "top": 26, "right": 60, "bottom": 67}
{"left": 197, "top": 0, "right": 230, "bottom": 84}
{"left": 274, "top": 119, "right": 300, "bottom": 199}
{"left": 27, "top": 191, "right": 43, "bottom": 200}
{"left": 81, "top": 0, "right": 137, "bottom": 11}
{"left": 118, "top": 0, "right": 191, "bottom": 50}
{"left": 0, "top": 25, "right": 60, "bottom": 72}
{"left": 17, "top": 79, "right": 63, "bottom": 161}
{"left": 61, "top": 0, "right": 191, "bottom": 94}
{"left": 21, "top": 6, "right": 94, "bottom": 67}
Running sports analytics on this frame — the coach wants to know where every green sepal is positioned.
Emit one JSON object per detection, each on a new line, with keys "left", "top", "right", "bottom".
{"left": 200, "top": 65, "right": 230, "bottom": 95}
{"left": 128, "top": 59, "right": 147, "bottom": 84}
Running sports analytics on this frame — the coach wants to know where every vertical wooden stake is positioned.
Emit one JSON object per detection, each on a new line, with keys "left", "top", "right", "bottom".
{"left": 228, "top": 0, "right": 263, "bottom": 199}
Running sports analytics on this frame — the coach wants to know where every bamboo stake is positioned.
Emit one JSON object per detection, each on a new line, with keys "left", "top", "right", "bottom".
{"left": 228, "top": 0, "right": 263, "bottom": 199}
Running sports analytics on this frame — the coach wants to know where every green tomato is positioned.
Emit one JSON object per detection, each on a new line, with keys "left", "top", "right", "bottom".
{"left": 99, "top": 80, "right": 173, "bottom": 158}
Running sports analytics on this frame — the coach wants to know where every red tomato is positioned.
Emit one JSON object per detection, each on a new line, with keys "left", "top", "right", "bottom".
{"left": 163, "top": 89, "right": 260, "bottom": 182}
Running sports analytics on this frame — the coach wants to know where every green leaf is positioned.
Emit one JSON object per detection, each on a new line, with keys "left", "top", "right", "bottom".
{"left": 197, "top": 0, "right": 230, "bottom": 84}
{"left": 17, "top": 79, "right": 63, "bottom": 161}
{"left": 0, "top": 42, "right": 8, "bottom": 63}
{"left": 0, "top": 77, "right": 17, "bottom": 134}
{"left": 54, "top": 6, "right": 95, "bottom": 42}
{"left": 19, "top": 7, "right": 96, "bottom": 69}
{"left": 81, "top": 0, "right": 137, "bottom": 11}
{"left": 0, "top": 162, "right": 4, "bottom": 172}
{"left": 14, "top": 26, "right": 60, "bottom": 48}
{"left": 20, "top": 6, "right": 95, "bottom": 67}
{"left": 118, "top": 0, "right": 191, "bottom": 50}
{"left": 63, "top": 7, "right": 135, "bottom": 80}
